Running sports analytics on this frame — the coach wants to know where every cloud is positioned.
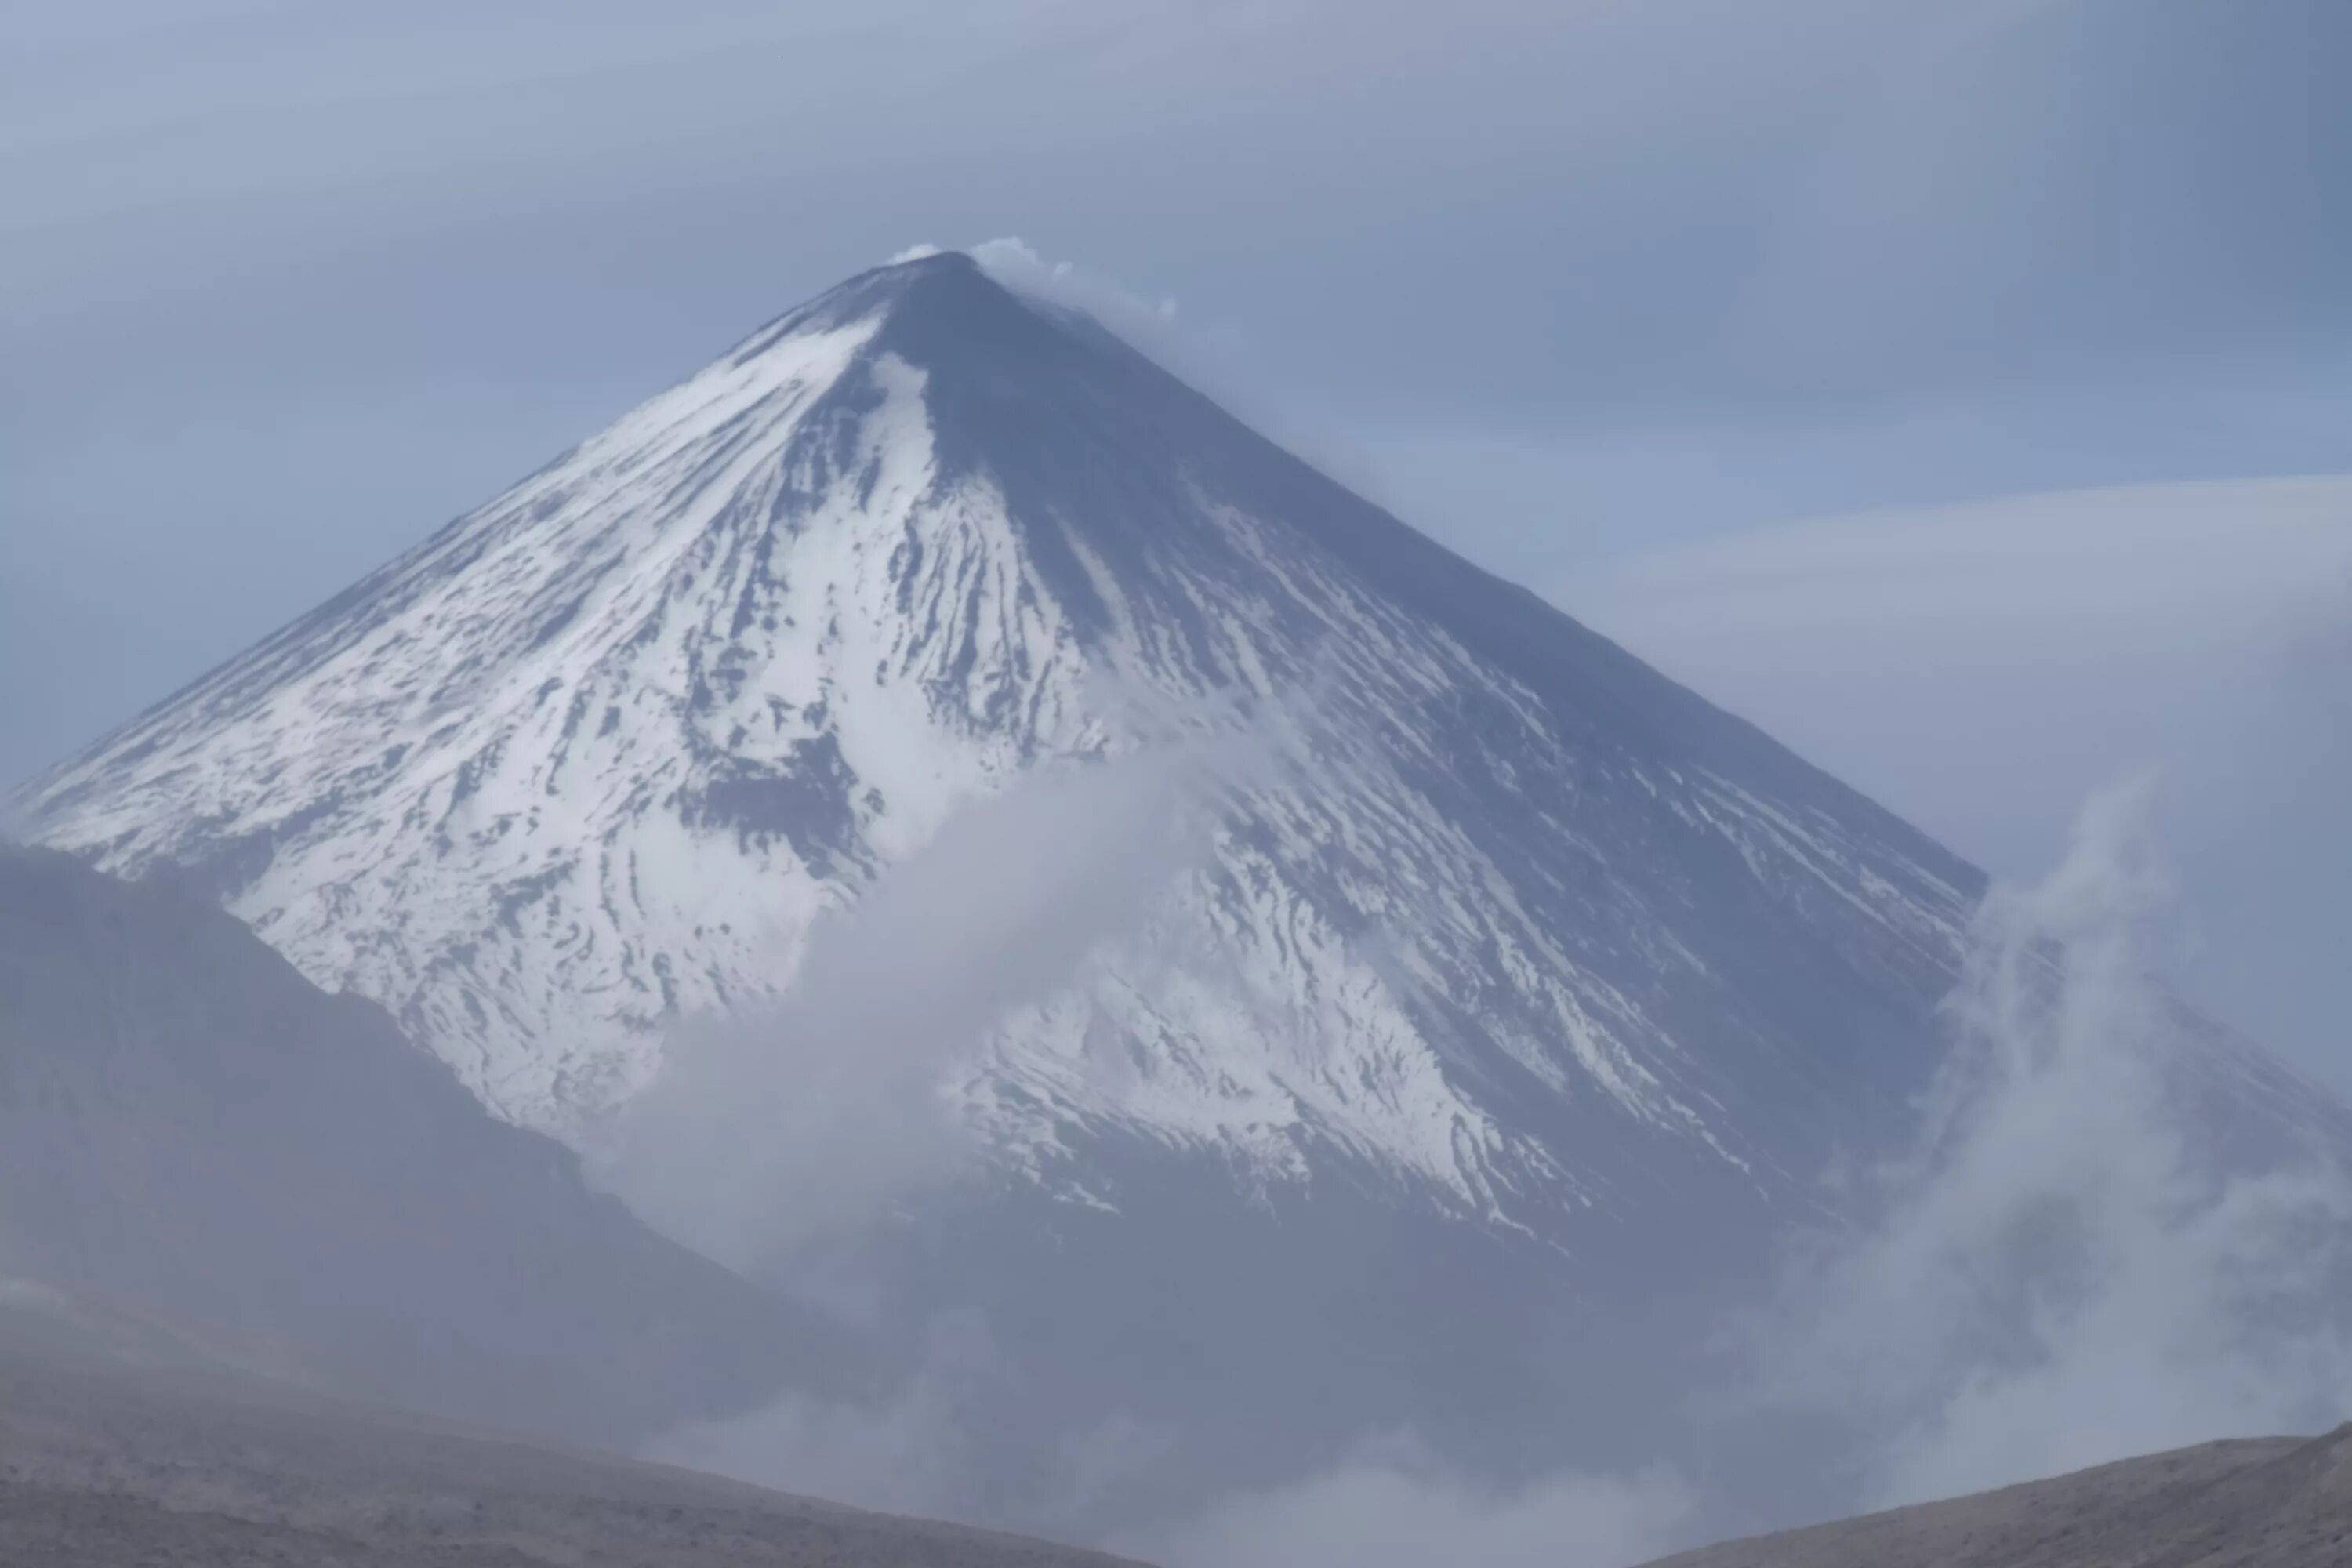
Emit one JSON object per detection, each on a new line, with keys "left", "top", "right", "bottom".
{"left": 1748, "top": 781, "right": 2352, "bottom": 1508}
{"left": 1132, "top": 1435, "right": 1693, "bottom": 1568}
{"left": 586, "top": 679, "right": 1295, "bottom": 1275}
{"left": 968, "top": 235, "right": 1177, "bottom": 324}
{"left": 886, "top": 237, "right": 1179, "bottom": 341}
{"left": 1572, "top": 477, "right": 2352, "bottom": 637}
{"left": 588, "top": 735, "right": 1211, "bottom": 1272}
{"left": 647, "top": 1313, "right": 997, "bottom": 1519}
{"left": 964, "top": 235, "right": 1186, "bottom": 372}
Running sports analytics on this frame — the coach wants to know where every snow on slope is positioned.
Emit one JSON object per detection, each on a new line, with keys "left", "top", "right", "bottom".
{"left": 15, "top": 252, "right": 1984, "bottom": 1234}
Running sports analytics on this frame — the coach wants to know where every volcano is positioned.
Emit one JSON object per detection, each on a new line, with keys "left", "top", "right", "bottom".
{"left": 19, "top": 250, "right": 2220, "bottom": 1523}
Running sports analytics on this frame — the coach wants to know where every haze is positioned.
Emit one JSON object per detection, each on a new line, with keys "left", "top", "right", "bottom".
{"left": 3, "top": 5, "right": 2349, "bottom": 1566}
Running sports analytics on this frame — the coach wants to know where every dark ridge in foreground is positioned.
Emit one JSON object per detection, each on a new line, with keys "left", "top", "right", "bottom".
{"left": 0, "top": 1301, "right": 1143, "bottom": 1568}
{"left": 1647, "top": 1425, "right": 2352, "bottom": 1568}
{"left": 0, "top": 845, "right": 855, "bottom": 1448}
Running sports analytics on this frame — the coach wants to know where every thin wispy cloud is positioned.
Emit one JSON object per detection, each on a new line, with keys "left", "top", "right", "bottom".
{"left": 589, "top": 733, "right": 1203, "bottom": 1271}
{"left": 589, "top": 676, "right": 1299, "bottom": 1273}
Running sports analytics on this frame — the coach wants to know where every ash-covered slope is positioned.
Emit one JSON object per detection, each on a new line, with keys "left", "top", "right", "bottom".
{"left": 1643, "top": 1427, "right": 2352, "bottom": 1568}
{"left": 16, "top": 252, "right": 1979, "bottom": 1240}
{"left": 0, "top": 1298, "right": 1142, "bottom": 1568}
{"left": 0, "top": 847, "right": 845, "bottom": 1449}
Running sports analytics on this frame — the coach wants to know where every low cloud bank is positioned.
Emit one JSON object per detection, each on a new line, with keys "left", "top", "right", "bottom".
{"left": 1132, "top": 1436, "right": 1691, "bottom": 1568}
{"left": 648, "top": 1314, "right": 996, "bottom": 1519}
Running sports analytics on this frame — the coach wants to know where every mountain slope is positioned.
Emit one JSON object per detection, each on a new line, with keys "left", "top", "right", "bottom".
{"left": 16, "top": 252, "right": 1979, "bottom": 1240}
{"left": 0, "top": 846, "right": 847, "bottom": 1448}
{"left": 0, "top": 1300, "right": 1142, "bottom": 1568}
{"left": 1644, "top": 1427, "right": 2352, "bottom": 1568}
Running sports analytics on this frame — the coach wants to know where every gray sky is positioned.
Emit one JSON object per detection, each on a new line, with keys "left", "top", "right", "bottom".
{"left": 4, "top": 0, "right": 2347, "bottom": 1067}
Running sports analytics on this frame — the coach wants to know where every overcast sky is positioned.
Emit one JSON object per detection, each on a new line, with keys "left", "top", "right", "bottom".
{"left": 4, "top": 0, "right": 2347, "bottom": 1068}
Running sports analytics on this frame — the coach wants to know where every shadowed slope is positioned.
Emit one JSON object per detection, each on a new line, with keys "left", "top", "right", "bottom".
{"left": 0, "top": 847, "right": 854, "bottom": 1448}
{"left": 1646, "top": 1426, "right": 2352, "bottom": 1568}
{"left": 0, "top": 1301, "right": 1140, "bottom": 1568}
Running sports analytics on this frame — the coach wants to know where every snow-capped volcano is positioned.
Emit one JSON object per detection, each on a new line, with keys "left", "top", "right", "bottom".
{"left": 19, "top": 250, "right": 1978, "bottom": 1240}
{"left": 35, "top": 250, "right": 2352, "bottom": 1533}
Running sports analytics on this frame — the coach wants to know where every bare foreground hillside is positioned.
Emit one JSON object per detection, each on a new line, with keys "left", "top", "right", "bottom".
{"left": 0, "top": 1297, "right": 1140, "bottom": 1568}
{"left": 1646, "top": 1425, "right": 2352, "bottom": 1568}
{"left": 8, "top": 1278, "right": 2351, "bottom": 1568}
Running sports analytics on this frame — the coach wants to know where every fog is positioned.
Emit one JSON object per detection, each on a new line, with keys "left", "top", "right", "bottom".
{"left": 650, "top": 1313, "right": 1001, "bottom": 1522}
{"left": 9, "top": 6, "right": 2350, "bottom": 1563}
{"left": 1136, "top": 1437, "right": 1693, "bottom": 1568}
